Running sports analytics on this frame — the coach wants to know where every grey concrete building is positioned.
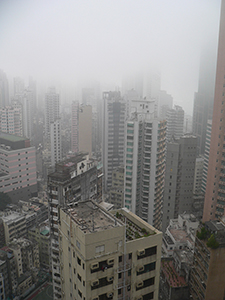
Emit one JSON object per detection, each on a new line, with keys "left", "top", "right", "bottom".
{"left": 162, "top": 135, "right": 197, "bottom": 232}
{"left": 103, "top": 91, "right": 126, "bottom": 192}
{"left": 47, "top": 153, "right": 98, "bottom": 299}
{"left": 166, "top": 105, "right": 184, "bottom": 142}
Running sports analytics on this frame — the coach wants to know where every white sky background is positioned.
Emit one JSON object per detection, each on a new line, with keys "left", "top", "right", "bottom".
{"left": 0, "top": 0, "right": 221, "bottom": 114}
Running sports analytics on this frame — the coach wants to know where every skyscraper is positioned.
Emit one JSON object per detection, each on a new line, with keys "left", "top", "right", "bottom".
{"left": 0, "top": 70, "right": 9, "bottom": 108}
{"left": 0, "top": 106, "right": 22, "bottom": 136}
{"left": 192, "top": 37, "right": 217, "bottom": 155}
{"left": 71, "top": 101, "right": 79, "bottom": 153}
{"left": 161, "top": 135, "right": 197, "bottom": 232}
{"left": 103, "top": 91, "right": 126, "bottom": 192}
{"left": 47, "top": 153, "right": 97, "bottom": 299}
{"left": 45, "top": 87, "right": 60, "bottom": 138}
{"left": 50, "top": 119, "right": 62, "bottom": 166}
{"left": 78, "top": 104, "right": 92, "bottom": 156}
{"left": 203, "top": 0, "right": 225, "bottom": 222}
{"left": 166, "top": 105, "right": 184, "bottom": 142}
{"left": 124, "top": 99, "right": 166, "bottom": 230}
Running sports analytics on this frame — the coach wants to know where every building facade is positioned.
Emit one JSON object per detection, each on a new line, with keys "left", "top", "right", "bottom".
{"left": 59, "top": 201, "right": 162, "bottom": 300}
{"left": 203, "top": 0, "right": 225, "bottom": 222}
{"left": 166, "top": 105, "right": 184, "bottom": 142}
{"left": 103, "top": 91, "right": 126, "bottom": 192}
{"left": 0, "top": 133, "right": 37, "bottom": 202}
{"left": 47, "top": 153, "right": 98, "bottom": 299}
{"left": 162, "top": 136, "right": 197, "bottom": 232}
{"left": 124, "top": 99, "right": 166, "bottom": 230}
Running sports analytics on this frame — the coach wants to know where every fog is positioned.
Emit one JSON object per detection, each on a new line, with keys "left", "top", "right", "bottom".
{"left": 0, "top": 0, "right": 221, "bottom": 114}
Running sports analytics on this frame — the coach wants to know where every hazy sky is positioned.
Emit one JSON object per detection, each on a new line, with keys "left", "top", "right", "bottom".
{"left": 0, "top": 0, "right": 221, "bottom": 114}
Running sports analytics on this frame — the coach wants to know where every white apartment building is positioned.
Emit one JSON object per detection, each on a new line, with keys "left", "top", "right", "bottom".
{"left": 50, "top": 119, "right": 62, "bottom": 167}
{"left": 124, "top": 99, "right": 166, "bottom": 230}
{"left": 0, "top": 132, "right": 37, "bottom": 202}
{"left": 59, "top": 201, "right": 162, "bottom": 300}
{"left": 0, "top": 106, "right": 22, "bottom": 136}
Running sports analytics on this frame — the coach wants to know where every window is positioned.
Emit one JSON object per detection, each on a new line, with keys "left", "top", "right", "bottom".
{"left": 77, "top": 257, "right": 81, "bottom": 265}
{"left": 96, "top": 245, "right": 105, "bottom": 253}
{"left": 119, "top": 256, "right": 122, "bottom": 263}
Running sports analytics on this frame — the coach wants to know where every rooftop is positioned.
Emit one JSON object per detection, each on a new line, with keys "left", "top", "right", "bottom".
{"left": 65, "top": 200, "right": 122, "bottom": 233}
{"left": 161, "top": 259, "right": 187, "bottom": 288}
{"left": 0, "top": 132, "right": 27, "bottom": 142}
{"left": 169, "top": 228, "right": 193, "bottom": 246}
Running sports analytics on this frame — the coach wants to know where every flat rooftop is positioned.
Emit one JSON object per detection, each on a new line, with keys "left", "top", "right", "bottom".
{"left": 66, "top": 201, "right": 122, "bottom": 233}
{"left": 0, "top": 132, "right": 27, "bottom": 142}
{"left": 161, "top": 259, "right": 187, "bottom": 288}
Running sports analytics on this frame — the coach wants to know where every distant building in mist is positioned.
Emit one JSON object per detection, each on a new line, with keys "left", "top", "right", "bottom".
{"left": 50, "top": 119, "right": 62, "bottom": 167}
{"left": 166, "top": 105, "right": 184, "bottom": 142}
{"left": 103, "top": 91, "right": 126, "bottom": 192}
{"left": 159, "top": 90, "right": 173, "bottom": 119}
{"left": 0, "top": 70, "right": 9, "bottom": 108}
{"left": 0, "top": 106, "right": 22, "bottom": 136}
{"left": 71, "top": 101, "right": 79, "bottom": 153}
{"left": 21, "top": 89, "right": 34, "bottom": 140}
{"left": 44, "top": 87, "right": 60, "bottom": 138}
{"left": 192, "top": 38, "right": 217, "bottom": 155}
{"left": 13, "top": 77, "right": 25, "bottom": 97}
{"left": 78, "top": 104, "right": 92, "bottom": 156}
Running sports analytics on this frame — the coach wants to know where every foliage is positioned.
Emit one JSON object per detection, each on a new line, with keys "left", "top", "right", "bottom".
{"left": 0, "top": 192, "right": 11, "bottom": 211}
{"left": 206, "top": 234, "right": 219, "bottom": 249}
{"left": 196, "top": 227, "right": 208, "bottom": 240}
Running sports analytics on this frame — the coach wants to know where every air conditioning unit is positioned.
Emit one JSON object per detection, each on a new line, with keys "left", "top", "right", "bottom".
{"left": 107, "top": 292, "right": 113, "bottom": 298}
{"left": 136, "top": 281, "right": 143, "bottom": 288}
{"left": 60, "top": 263, "right": 64, "bottom": 268}
{"left": 90, "top": 262, "right": 99, "bottom": 270}
{"left": 92, "top": 297, "right": 99, "bottom": 300}
{"left": 91, "top": 279, "right": 99, "bottom": 287}
{"left": 137, "top": 265, "right": 144, "bottom": 272}
{"left": 137, "top": 249, "right": 145, "bottom": 256}
{"left": 136, "top": 297, "right": 143, "bottom": 300}
{"left": 107, "top": 276, "right": 114, "bottom": 282}
{"left": 61, "top": 277, "right": 64, "bottom": 283}
{"left": 107, "top": 258, "right": 114, "bottom": 265}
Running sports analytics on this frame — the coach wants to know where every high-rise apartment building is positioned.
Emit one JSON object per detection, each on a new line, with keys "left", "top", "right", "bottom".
{"left": 166, "top": 105, "right": 184, "bottom": 142}
{"left": 162, "top": 136, "right": 197, "bottom": 232}
{"left": 203, "top": 0, "right": 225, "bottom": 222}
{"left": 21, "top": 89, "right": 34, "bottom": 139}
{"left": 0, "top": 132, "right": 37, "bottom": 202}
{"left": 59, "top": 201, "right": 162, "bottom": 300}
{"left": 201, "top": 120, "right": 212, "bottom": 194}
{"left": 50, "top": 119, "right": 62, "bottom": 166}
{"left": 124, "top": 99, "right": 166, "bottom": 230}
{"left": 103, "top": 91, "right": 126, "bottom": 192}
{"left": 0, "top": 70, "right": 9, "bottom": 108}
{"left": 71, "top": 101, "right": 79, "bottom": 153}
{"left": 108, "top": 165, "right": 124, "bottom": 209}
{"left": 47, "top": 153, "right": 98, "bottom": 299}
{"left": 13, "top": 77, "right": 25, "bottom": 96}
{"left": 45, "top": 87, "right": 60, "bottom": 138}
{"left": 0, "top": 106, "right": 22, "bottom": 136}
{"left": 192, "top": 39, "right": 217, "bottom": 155}
{"left": 193, "top": 157, "right": 204, "bottom": 195}
{"left": 78, "top": 104, "right": 92, "bottom": 156}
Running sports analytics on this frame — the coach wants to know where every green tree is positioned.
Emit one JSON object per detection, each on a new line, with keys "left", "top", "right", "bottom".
{"left": 0, "top": 192, "right": 11, "bottom": 211}
{"left": 207, "top": 234, "right": 219, "bottom": 249}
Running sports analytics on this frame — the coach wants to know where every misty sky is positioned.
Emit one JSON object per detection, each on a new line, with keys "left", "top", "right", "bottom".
{"left": 0, "top": 0, "right": 221, "bottom": 114}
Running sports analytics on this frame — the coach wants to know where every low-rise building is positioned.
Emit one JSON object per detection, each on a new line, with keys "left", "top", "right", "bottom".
{"left": 28, "top": 223, "right": 50, "bottom": 269}
{"left": 2, "top": 212, "right": 27, "bottom": 244}
{"left": 162, "top": 214, "right": 199, "bottom": 256}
